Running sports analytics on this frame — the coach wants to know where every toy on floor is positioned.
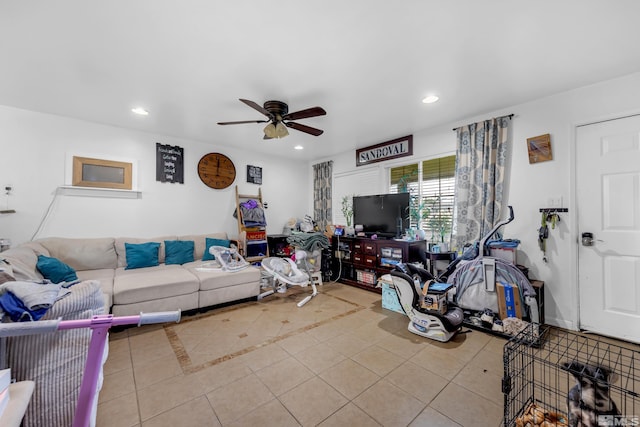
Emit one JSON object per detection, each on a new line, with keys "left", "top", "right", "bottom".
{"left": 390, "top": 263, "right": 464, "bottom": 342}
{"left": 0, "top": 310, "right": 181, "bottom": 427}
{"left": 260, "top": 251, "right": 317, "bottom": 307}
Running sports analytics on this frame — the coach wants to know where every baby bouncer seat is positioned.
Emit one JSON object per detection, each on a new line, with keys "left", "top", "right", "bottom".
{"left": 390, "top": 263, "right": 464, "bottom": 342}
{"left": 207, "top": 245, "right": 251, "bottom": 272}
{"left": 260, "top": 253, "right": 318, "bottom": 307}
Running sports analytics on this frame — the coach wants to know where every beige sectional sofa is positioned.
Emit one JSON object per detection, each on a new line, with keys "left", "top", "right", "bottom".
{"left": 2, "top": 233, "right": 262, "bottom": 316}
{"left": 0, "top": 233, "right": 261, "bottom": 427}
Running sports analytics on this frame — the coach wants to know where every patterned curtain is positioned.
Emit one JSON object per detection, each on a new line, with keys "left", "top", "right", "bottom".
{"left": 313, "top": 161, "right": 333, "bottom": 231}
{"left": 452, "top": 116, "right": 510, "bottom": 250}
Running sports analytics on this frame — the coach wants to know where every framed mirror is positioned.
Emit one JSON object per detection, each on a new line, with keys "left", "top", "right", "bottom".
{"left": 72, "top": 156, "right": 133, "bottom": 189}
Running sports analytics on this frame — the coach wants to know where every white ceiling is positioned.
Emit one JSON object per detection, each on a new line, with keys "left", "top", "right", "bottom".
{"left": 2, "top": 1, "right": 640, "bottom": 160}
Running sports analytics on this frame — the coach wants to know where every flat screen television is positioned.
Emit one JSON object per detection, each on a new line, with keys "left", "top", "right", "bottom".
{"left": 352, "top": 193, "right": 410, "bottom": 238}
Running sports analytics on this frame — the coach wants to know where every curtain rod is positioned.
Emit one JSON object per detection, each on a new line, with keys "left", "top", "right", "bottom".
{"left": 452, "top": 113, "right": 514, "bottom": 131}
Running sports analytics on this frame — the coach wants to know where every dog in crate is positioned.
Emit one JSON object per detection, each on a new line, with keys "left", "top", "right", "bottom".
{"left": 561, "top": 361, "right": 620, "bottom": 427}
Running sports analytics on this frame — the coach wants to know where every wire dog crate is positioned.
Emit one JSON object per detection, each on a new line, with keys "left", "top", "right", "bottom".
{"left": 503, "top": 324, "right": 640, "bottom": 427}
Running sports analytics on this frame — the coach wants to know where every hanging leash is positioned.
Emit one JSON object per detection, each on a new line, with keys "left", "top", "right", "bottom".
{"left": 538, "top": 211, "right": 549, "bottom": 262}
{"left": 538, "top": 211, "right": 561, "bottom": 263}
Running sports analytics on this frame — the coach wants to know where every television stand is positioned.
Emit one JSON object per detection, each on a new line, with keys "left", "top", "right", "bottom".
{"left": 330, "top": 236, "right": 427, "bottom": 292}
{"left": 362, "top": 232, "right": 396, "bottom": 240}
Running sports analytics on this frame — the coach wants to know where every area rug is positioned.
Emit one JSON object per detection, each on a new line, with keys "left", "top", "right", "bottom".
{"left": 163, "top": 284, "right": 366, "bottom": 374}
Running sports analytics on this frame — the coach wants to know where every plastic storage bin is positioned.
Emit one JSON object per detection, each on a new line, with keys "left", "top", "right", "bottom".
{"left": 488, "top": 239, "right": 519, "bottom": 264}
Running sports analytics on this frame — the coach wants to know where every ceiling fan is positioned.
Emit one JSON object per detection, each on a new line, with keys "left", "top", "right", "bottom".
{"left": 217, "top": 99, "right": 326, "bottom": 139}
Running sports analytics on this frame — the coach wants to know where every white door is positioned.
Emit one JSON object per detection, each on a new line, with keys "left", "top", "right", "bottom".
{"left": 576, "top": 114, "right": 640, "bottom": 343}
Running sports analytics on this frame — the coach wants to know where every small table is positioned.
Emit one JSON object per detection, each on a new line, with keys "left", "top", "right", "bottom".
{"left": 426, "top": 251, "right": 457, "bottom": 276}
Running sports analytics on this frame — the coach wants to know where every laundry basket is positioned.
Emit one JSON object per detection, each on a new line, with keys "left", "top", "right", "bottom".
{"left": 502, "top": 324, "right": 640, "bottom": 427}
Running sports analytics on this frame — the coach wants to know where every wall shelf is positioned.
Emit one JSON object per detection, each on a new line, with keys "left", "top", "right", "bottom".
{"left": 57, "top": 186, "right": 142, "bottom": 199}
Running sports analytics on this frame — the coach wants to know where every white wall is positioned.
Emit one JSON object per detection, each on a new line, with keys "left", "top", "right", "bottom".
{"left": 0, "top": 106, "right": 309, "bottom": 245}
{"left": 314, "top": 71, "right": 640, "bottom": 330}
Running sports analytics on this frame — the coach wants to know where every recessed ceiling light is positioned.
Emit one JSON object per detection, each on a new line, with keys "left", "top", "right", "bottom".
{"left": 422, "top": 95, "right": 439, "bottom": 104}
{"left": 294, "top": 145, "right": 304, "bottom": 150}
{"left": 131, "top": 107, "right": 149, "bottom": 116}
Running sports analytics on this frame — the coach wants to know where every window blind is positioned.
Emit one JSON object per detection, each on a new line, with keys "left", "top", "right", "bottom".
{"left": 389, "top": 155, "right": 456, "bottom": 239}
{"left": 421, "top": 156, "right": 455, "bottom": 241}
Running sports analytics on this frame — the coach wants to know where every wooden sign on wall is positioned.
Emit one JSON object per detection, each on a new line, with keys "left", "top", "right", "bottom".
{"left": 247, "top": 165, "right": 262, "bottom": 184}
{"left": 156, "top": 143, "right": 184, "bottom": 183}
{"left": 356, "top": 135, "right": 413, "bottom": 166}
{"left": 527, "top": 134, "right": 553, "bottom": 164}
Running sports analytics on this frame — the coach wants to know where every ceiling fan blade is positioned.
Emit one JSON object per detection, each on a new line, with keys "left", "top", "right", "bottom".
{"left": 283, "top": 106, "right": 326, "bottom": 121}
{"left": 285, "top": 121, "right": 324, "bottom": 136}
{"left": 239, "top": 98, "right": 271, "bottom": 117}
{"left": 217, "top": 120, "right": 269, "bottom": 125}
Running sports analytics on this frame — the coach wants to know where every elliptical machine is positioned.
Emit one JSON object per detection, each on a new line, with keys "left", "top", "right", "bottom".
{"left": 390, "top": 263, "right": 464, "bottom": 342}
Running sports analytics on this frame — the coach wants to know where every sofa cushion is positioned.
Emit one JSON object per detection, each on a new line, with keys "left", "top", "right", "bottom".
{"left": 36, "top": 255, "right": 78, "bottom": 283}
{"left": 37, "top": 237, "right": 117, "bottom": 270}
{"left": 186, "top": 263, "right": 261, "bottom": 291}
{"left": 165, "top": 240, "right": 195, "bottom": 265}
{"left": 0, "top": 261, "right": 15, "bottom": 284}
{"left": 178, "top": 233, "right": 228, "bottom": 261}
{"left": 202, "top": 238, "right": 231, "bottom": 261}
{"left": 113, "top": 265, "right": 199, "bottom": 305}
{"left": 124, "top": 242, "right": 160, "bottom": 270}
{"left": 115, "top": 236, "right": 176, "bottom": 268}
{"left": 0, "top": 246, "right": 46, "bottom": 281}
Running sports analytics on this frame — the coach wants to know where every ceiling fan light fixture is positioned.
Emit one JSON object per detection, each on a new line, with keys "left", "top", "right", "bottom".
{"left": 223, "top": 99, "right": 325, "bottom": 138}
{"left": 263, "top": 123, "right": 277, "bottom": 138}
{"left": 275, "top": 122, "right": 289, "bottom": 138}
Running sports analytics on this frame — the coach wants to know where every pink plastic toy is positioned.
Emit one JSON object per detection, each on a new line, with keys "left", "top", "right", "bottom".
{"left": 0, "top": 310, "right": 181, "bottom": 427}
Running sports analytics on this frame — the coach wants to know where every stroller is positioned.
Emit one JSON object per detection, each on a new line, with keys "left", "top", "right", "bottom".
{"left": 390, "top": 206, "right": 539, "bottom": 342}
{"left": 440, "top": 206, "right": 539, "bottom": 323}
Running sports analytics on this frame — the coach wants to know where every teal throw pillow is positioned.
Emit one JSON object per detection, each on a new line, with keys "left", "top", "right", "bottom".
{"left": 165, "top": 240, "right": 195, "bottom": 265}
{"left": 125, "top": 242, "right": 160, "bottom": 270}
{"left": 36, "top": 255, "right": 78, "bottom": 283}
{"left": 202, "top": 238, "right": 231, "bottom": 261}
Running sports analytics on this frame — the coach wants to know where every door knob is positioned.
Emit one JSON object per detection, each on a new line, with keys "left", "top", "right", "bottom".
{"left": 581, "top": 232, "right": 594, "bottom": 246}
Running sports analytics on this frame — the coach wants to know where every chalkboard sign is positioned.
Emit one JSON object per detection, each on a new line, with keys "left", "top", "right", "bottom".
{"left": 247, "top": 165, "right": 262, "bottom": 184}
{"left": 156, "top": 143, "right": 184, "bottom": 183}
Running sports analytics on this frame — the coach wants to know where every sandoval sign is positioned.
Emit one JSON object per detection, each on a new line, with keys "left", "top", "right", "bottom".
{"left": 356, "top": 135, "right": 413, "bottom": 166}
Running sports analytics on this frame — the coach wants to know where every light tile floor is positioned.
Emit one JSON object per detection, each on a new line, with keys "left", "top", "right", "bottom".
{"left": 95, "top": 282, "right": 518, "bottom": 426}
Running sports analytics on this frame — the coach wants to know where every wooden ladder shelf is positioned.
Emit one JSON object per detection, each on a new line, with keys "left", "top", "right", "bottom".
{"left": 235, "top": 186, "right": 268, "bottom": 263}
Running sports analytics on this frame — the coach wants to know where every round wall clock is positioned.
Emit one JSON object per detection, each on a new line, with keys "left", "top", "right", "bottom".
{"left": 197, "top": 152, "right": 236, "bottom": 189}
